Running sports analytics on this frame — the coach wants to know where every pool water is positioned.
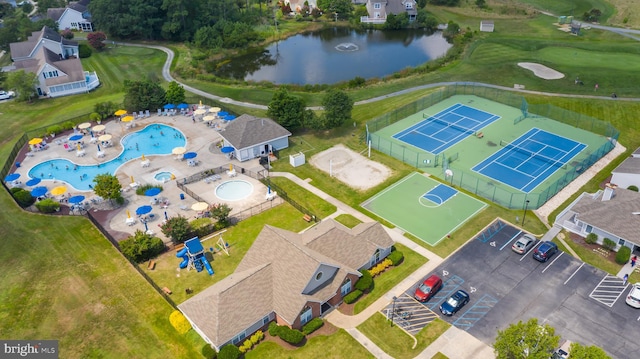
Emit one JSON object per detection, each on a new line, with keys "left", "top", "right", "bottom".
{"left": 215, "top": 180, "right": 254, "bottom": 201}
{"left": 27, "top": 124, "right": 186, "bottom": 191}
{"left": 154, "top": 171, "right": 174, "bottom": 183}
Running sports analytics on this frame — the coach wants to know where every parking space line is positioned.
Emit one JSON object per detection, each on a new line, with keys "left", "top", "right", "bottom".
{"left": 589, "top": 274, "right": 629, "bottom": 307}
{"left": 500, "top": 230, "right": 521, "bottom": 251}
{"left": 519, "top": 241, "right": 540, "bottom": 261}
{"left": 564, "top": 262, "right": 585, "bottom": 285}
{"left": 452, "top": 294, "right": 498, "bottom": 330}
{"left": 541, "top": 252, "right": 564, "bottom": 273}
{"left": 425, "top": 275, "right": 464, "bottom": 310}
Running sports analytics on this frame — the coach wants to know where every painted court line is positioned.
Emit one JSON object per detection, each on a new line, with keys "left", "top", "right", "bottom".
{"left": 565, "top": 262, "right": 585, "bottom": 285}
{"left": 541, "top": 252, "right": 564, "bottom": 273}
{"left": 500, "top": 230, "right": 521, "bottom": 251}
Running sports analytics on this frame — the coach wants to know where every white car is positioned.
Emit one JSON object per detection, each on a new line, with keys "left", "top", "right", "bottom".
{"left": 0, "top": 91, "right": 15, "bottom": 100}
{"left": 626, "top": 284, "right": 640, "bottom": 308}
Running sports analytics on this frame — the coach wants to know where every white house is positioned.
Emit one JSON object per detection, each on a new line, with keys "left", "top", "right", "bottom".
{"left": 610, "top": 148, "right": 640, "bottom": 189}
{"left": 361, "top": 0, "right": 417, "bottom": 24}
{"left": 47, "top": 0, "right": 94, "bottom": 32}
{"left": 9, "top": 26, "right": 100, "bottom": 98}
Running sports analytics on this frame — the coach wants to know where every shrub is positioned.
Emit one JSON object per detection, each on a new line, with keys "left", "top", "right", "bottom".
{"left": 250, "top": 330, "right": 264, "bottom": 345}
{"left": 343, "top": 289, "right": 363, "bottom": 304}
{"left": 302, "top": 318, "right": 324, "bottom": 335}
{"left": 35, "top": 198, "right": 60, "bottom": 213}
{"left": 369, "top": 259, "right": 393, "bottom": 277}
{"left": 46, "top": 124, "right": 63, "bottom": 136}
{"left": 602, "top": 238, "right": 616, "bottom": 251}
{"left": 11, "top": 188, "right": 35, "bottom": 207}
{"left": 388, "top": 250, "right": 404, "bottom": 265}
{"left": 161, "top": 215, "right": 193, "bottom": 243}
{"left": 136, "top": 184, "right": 162, "bottom": 196}
{"left": 239, "top": 339, "right": 252, "bottom": 353}
{"left": 628, "top": 185, "right": 639, "bottom": 192}
{"left": 585, "top": 233, "right": 598, "bottom": 244}
{"left": 169, "top": 310, "right": 191, "bottom": 334}
{"left": 119, "top": 230, "right": 166, "bottom": 263}
{"left": 278, "top": 326, "right": 305, "bottom": 345}
{"left": 268, "top": 321, "right": 280, "bottom": 336}
{"left": 201, "top": 344, "right": 217, "bottom": 359}
{"left": 78, "top": 43, "right": 92, "bottom": 58}
{"left": 355, "top": 269, "right": 373, "bottom": 291}
{"left": 61, "top": 29, "right": 74, "bottom": 39}
{"left": 616, "top": 246, "right": 631, "bottom": 265}
{"left": 218, "top": 344, "right": 241, "bottom": 359}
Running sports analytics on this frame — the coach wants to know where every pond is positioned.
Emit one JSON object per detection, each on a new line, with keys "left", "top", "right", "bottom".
{"left": 211, "top": 27, "right": 452, "bottom": 85}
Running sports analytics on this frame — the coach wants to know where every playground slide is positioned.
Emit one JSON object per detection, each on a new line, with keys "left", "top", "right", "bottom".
{"left": 202, "top": 257, "right": 214, "bottom": 275}
{"left": 176, "top": 247, "right": 189, "bottom": 269}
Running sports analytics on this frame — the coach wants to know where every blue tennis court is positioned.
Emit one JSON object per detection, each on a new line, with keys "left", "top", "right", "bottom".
{"left": 472, "top": 128, "right": 586, "bottom": 193}
{"left": 422, "top": 184, "right": 458, "bottom": 205}
{"left": 392, "top": 103, "right": 501, "bottom": 155}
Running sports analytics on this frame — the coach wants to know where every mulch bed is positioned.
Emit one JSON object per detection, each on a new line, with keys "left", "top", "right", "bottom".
{"left": 262, "top": 321, "right": 338, "bottom": 350}
{"left": 568, "top": 232, "right": 617, "bottom": 263}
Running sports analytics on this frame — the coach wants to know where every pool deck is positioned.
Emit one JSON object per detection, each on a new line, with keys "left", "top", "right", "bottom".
{"left": 12, "top": 112, "right": 271, "bottom": 244}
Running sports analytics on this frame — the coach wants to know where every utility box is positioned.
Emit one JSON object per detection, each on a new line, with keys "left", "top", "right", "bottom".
{"left": 289, "top": 152, "right": 306, "bottom": 167}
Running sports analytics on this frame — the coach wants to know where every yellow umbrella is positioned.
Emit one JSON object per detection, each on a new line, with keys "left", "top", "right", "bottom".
{"left": 191, "top": 202, "right": 209, "bottom": 211}
{"left": 141, "top": 154, "right": 145, "bottom": 161}
{"left": 77, "top": 143, "right": 81, "bottom": 150}
{"left": 51, "top": 186, "right": 67, "bottom": 196}
{"left": 126, "top": 210, "right": 131, "bottom": 219}
{"left": 202, "top": 115, "right": 216, "bottom": 122}
{"left": 194, "top": 109, "right": 207, "bottom": 115}
{"left": 130, "top": 175, "right": 134, "bottom": 183}
{"left": 28, "top": 138, "right": 43, "bottom": 145}
{"left": 229, "top": 164, "right": 233, "bottom": 171}
{"left": 198, "top": 100, "right": 203, "bottom": 108}
{"left": 209, "top": 107, "right": 221, "bottom": 113}
{"left": 78, "top": 122, "right": 91, "bottom": 129}
{"left": 172, "top": 147, "right": 186, "bottom": 155}
{"left": 121, "top": 116, "right": 134, "bottom": 122}
{"left": 98, "top": 134, "right": 112, "bottom": 142}
{"left": 115, "top": 109, "right": 127, "bottom": 116}
{"left": 92, "top": 124, "right": 106, "bottom": 132}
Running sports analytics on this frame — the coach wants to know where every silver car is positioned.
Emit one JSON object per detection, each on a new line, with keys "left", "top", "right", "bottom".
{"left": 511, "top": 234, "right": 536, "bottom": 255}
{"left": 0, "top": 91, "right": 15, "bottom": 100}
{"left": 626, "top": 284, "right": 640, "bottom": 308}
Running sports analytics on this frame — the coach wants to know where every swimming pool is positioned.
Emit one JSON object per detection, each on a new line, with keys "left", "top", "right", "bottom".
{"left": 215, "top": 180, "right": 254, "bottom": 201}
{"left": 27, "top": 124, "right": 186, "bottom": 191}
{"left": 154, "top": 171, "right": 174, "bottom": 183}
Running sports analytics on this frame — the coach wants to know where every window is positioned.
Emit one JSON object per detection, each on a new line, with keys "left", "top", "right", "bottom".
{"left": 300, "top": 307, "right": 312, "bottom": 325}
{"left": 405, "top": 2, "right": 413, "bottom": 9}
{"left": 374, "top": 3, "right": 381, "bottom": 9}
{"left": 315, "top": 272, "right": 323, "bottom": 281}
{"left": 618, "top": 238, "right": 625, "bottom": 246}
{"left": 341, "top": 279, "right": 351, "bottom": 297}
{"left": 585, "top": 225, "right": 593, "bottom": 233}
{"left": 231, "top": 331, "right": 246, "bottom": 344}
{"left": 262, "top": 315, "right": 270, "bottom": 325}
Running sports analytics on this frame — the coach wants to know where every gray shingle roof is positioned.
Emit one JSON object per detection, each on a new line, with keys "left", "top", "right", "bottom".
{"left": 9, "top": 26, "right": 77, "bottom": 59}
{"left": 220, "top": 114, "right": 291, "bottom": 150}
{"left": 47, "top": 8, "right": 65, "bottom": 22}
{"left": 612, "top": 157, "right": 640, "bottom": 174}
{"left": 573, "top": 187, "right": 640, "bottom": 243}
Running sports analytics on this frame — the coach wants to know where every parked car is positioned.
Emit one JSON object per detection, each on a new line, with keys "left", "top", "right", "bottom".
{"left": 414, "top": 274, "right": 442, "bottom": 302}
{"left": 439, "top": 289, "right": 469, "bottom": 316}
{"left": 626, "top": 284, "right": 640, "bottom": 308}
{"left": 551, "top": 340, "right": 572, "bottom": 359}
{"left": 532, "top": 241, "right": 558, "bottom": 262}
{"left": 0, "top": 91, "right": 15, "bottom": 100}
{"left": 512, "top": 233, "right": 537, "bottom": 255}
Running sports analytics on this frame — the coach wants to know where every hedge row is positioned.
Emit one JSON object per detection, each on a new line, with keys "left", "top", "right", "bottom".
{"left": 268, "top": 322, "right": 304, "bottom": 345}
{"left": 302, "top": 318, "right": 324, "bottom": 335}
{"left": 343, "top": 289, "right": 363, "bottom": 304}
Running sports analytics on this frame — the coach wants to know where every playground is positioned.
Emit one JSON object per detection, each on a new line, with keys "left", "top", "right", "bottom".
{"left": 361, "top": 172, "right": 487, "bottom": 246}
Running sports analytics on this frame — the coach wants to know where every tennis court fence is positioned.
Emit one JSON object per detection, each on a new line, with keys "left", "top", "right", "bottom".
{"left": 365, "top": 84, "right": 619, "bottom": 210}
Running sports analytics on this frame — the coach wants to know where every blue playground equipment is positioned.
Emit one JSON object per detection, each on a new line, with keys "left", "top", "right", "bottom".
{"left": 175, "top": 237, "right": 214, "bottom": 275}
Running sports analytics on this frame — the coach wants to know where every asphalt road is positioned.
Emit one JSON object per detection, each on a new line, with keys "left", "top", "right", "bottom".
{"left": 405, "top": 221, "right": 640, "bottom": 358}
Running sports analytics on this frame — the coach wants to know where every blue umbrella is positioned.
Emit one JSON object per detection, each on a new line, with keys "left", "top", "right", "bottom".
{"left": 218, "top": 111, "right": 229, "bottom": 117}
{"left": 5, "top": 173, "right": 20, "bottom": 182}
{"left": 164, "top": 211, "right": 168, "bottom": 220}
{"left": 224, "top": 114, "right": 236, "bottom": 121}
{"left": 26, "top": 178, "right": 41, "bottom": 186}
{"left": 220, "top": 146, "right": 234, "bottom": 154}
{"left": 163, "top": 103, "right": 176, "bottom": 109}
{"left": 145, "top": 187, "right": 162, "bottom": 197}
{"left": 69, "top": 134, "right": 83, "bottom": 141}
{"left": 68, "top": 195, "right": 85, "bottom": 204}
{"left": 177, "top": 103, "right": 189, "bottom": 109}
{"left": 144, "top": 221, "right": 149, "bottom": 232}
{"left": 183, "top": 152, "right": 197, "bottom": 159}
{"left": 31, "top": 186, "right": 48, "bottom": 197}
{"left": 97, "top": 143, "right": 101, "bottom": 151}
{"left": 136, "top": 205, "right": 152, "bottom": 216}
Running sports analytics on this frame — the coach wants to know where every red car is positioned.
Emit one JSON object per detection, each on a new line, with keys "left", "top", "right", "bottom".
{"left": 414, "top": 274, "right": 443, "bottom": 302}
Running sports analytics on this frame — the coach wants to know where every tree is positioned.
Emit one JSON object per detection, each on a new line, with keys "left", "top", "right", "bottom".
{"left": 165, "top": 81, "right": 186, "bottom": 105}
{"left": 123, "top": 79, "right": 166, "bottom": 112}
{"left": 87, "top": 31, "right": 107, "bottom": 50}
{"left": 119, "top": 230, "right": 165, "bottom": 263}
{"left": 475, "top": 0, "right": 486, "bottom": 8}
{"left": 94, "top": 101, "right": 117, "bottom": 121}
{"left": 210, "top": 203, "right": 232, "bottom": 225}
{"left": 569, "top": 343, "right": 611, "bottom": 359}
{"left": 384, "top": 12, "right": 409, "bottom": 30}
{"left": 494, "top": 318, "right": 559, "bottom": 359}
{"left": 92, "top": 173, "right": 124, "bottom": 205}
{"left": 61, "top": 29, "right": 74, "bottom": 40}
{"left": 320, "top": 89, "right": 353, "bottom": 129}
{"left": 160, "top": 215, "right": 193, "bottom": 243}
{"left": 416, "top": 0, "right": 427, "bottom": 8}
{"left": 267, "top": 88, "right": 309, "bottom": 129}
{"left": 36, "top": 0, "right": 66, "bottom": 15}
{"left": 5, "top": 70, "right": 38, "bottom": 102}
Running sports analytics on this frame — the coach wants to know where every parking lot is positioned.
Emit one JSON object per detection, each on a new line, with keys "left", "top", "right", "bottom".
{"left": 405, "top": 220, "right": 640, "bottom": 359}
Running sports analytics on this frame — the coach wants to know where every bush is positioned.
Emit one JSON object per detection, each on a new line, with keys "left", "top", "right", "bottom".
{"left": 239, "top": 339, "right": 252, "bottom": 353}
{"left": 35, "top": 198, "right": 60, "bottom": 213}
{"left": 268, "top": 321, "right": 280, "bottom": 336}
{"left": 11, "top": 188, "right": 35, "bottom": 207}
{"left": 343, "top": 289, "right": 363, "bottom": 304}
{"left": 46, "top": 124, "right": 63, "bottom": 136}
{"left": 355, "top": 269, "right": 373, "bottom": 291}
{"left": 585, "top": 233, "right": 598, "bottom": 244}
{"left": 628, "top": 185, "right": 639, "bottom": 192}
{"left": 78, "top": 43, "right": 92, "bottom": 58}
{"left": 250, "top": 330, "right": 264, "bottom": 345}
{"left": 302, "top": 318, "right": 324, "bottom": 335}
{"left": 616, "top": 246, "right": 631, "bottom": 264}
{"left": 369, "top": 258, "right": 393, "bottom": 277}
{"left": 388, "top": 250, "right": 404, "bottom": 265}
{"left": 218, "top": 345, "right": 241, "bottom": 359}
{"left": 169, "top": 310, "right": 191, "bottom": 334}
{"left": 278, "top": 326, "right": 305, "bottom": 345}
{"left": 201, "top": 344, "right": 217, "bottom": 359}
{"left": 602, "top": 238, "right": 616, "bottom": 251}
{"left": 119, "top": 230, "right": 166, "bottom": 263}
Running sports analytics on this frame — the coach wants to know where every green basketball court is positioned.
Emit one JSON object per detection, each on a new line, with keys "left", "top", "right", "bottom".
{"left": 362, "top": 172, "right": 487, "bottom": 246}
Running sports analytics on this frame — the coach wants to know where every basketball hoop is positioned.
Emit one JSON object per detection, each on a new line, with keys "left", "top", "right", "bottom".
{"left": 445, "top": 169, "right": 453, "bottom": 177}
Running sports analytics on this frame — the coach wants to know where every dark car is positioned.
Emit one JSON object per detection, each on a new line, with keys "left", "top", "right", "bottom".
{"left": 532, "top": 241, "right": 558, "bottom": 262}
{"left": 414, "top": 274, "right": 443, "bottom": 302}
{"left": 511, "top": 234, "right": 537, "bottom": 255}
{"left": 439, "top": 289, "right": 469, "bottom": 316}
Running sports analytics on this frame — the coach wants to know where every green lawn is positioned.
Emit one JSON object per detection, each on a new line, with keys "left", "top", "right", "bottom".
{"left": 267, "top": 176, "right": 337, "bottom": 219}
{"left": 357, "top": 313, "right": 451, "bottom": 359}
{"left": 354, "top": 243, "right": 428, "bottom": 314}
{"left": 334, "top": 213, "right": 363, "bottom": 228}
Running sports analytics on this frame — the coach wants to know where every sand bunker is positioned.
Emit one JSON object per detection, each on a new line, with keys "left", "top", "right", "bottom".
{"left": 517, "top": 62, "right": 565, "bottom": 80}
{"left": 309, "top": 144, "right": 391, "bottom": 190}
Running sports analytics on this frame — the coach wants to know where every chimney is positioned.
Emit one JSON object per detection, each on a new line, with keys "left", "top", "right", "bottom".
{"left": 602, "top": 183, "right": 617, "bottom": 201}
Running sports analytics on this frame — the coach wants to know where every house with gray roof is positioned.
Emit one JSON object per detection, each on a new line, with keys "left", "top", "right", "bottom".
{"left": 218, "top": 114, "right": 291, "bottom": 162}
{"left": 555, "top": 184, "right": 640, "bottom": 252}
{"left": 179, "top": 219, "right": 394, "bottom": 350}
{"left": 361, "top": 0, "right": 417, "bottom": 23}
{"left": 47, "top": 0, "right": 94, "bottom": 32}
{"left": 9, "top": 26, "right": 99, "bottom": 98}
{"left": 610, "top": 148, "right": 640, "bottom": 190}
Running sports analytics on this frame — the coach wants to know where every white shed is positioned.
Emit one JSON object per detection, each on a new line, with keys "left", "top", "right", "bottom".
{"left": 289, "top": 152, "right": 306, "bottom": 167}
{"left": 480, "top": 20, "right": 495, "bottom": 32}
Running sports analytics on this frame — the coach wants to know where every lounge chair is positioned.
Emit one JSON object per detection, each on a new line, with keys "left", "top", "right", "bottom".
{"left": 145, "top": 110, "right": 150, "bottom": 117}
{"left": 157, "top": 109, "right": 162, "bottom": 116}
